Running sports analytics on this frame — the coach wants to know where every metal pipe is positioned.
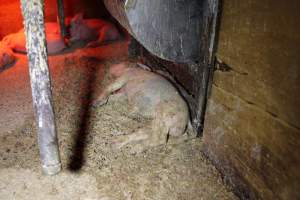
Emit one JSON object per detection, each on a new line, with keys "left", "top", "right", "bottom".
{"left": 20, "top": 0, "right": 61, "bottom": 175}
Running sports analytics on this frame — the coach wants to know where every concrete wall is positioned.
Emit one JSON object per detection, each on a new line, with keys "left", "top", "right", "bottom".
{"left": 203, "top": 0, "right": 300, "bottom": 199}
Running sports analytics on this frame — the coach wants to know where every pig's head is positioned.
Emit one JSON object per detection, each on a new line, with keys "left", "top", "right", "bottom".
{"left": 69, "top": 13, "right": 99, "bottom": 44}
{"left": 69, "top": 13, "right": 85, "bottom": 42}
{"left": 109, "top": 62, "right": 131, "bottom": 78}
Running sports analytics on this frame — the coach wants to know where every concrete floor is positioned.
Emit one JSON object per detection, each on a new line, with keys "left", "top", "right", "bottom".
{"left": 0, "top": 41, "right": 238, "bottom": 200}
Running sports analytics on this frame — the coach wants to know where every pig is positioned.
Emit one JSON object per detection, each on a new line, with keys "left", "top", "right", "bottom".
{"left": 2, "top": 22, "right": 66, "bottom": 55}
{"left": 0, "top": 42, "right": 15, "bottom": 70}
{"left": 92, "top": 62, "right": 189, "bottom": 151}
{"left": 2, "top": 31, "right": 26, "bottom": 53}
{"left": 69, "top": 13, "right": 120, "bottom": 47}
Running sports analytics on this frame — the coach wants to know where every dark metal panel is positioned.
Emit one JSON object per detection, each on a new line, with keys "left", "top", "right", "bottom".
{"left": 104, "top": 0, "right": 204, "bottom": 63}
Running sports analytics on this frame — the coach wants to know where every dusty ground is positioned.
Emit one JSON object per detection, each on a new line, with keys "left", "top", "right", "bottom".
{"left": 0, "top": 41, "right": 238, "bottom": 200}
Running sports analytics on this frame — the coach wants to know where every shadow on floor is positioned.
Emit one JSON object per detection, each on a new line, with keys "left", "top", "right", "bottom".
{"left": 68, "top": 56, "right": 101, "bottom": 171}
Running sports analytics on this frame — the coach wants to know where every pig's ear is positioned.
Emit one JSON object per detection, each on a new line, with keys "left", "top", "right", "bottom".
{"left": 73, "top": 13, "right": 84, "bottom": 22}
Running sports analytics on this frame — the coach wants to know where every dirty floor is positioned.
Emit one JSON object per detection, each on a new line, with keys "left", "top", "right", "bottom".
{"left": 0, "top": 41, "right": 238, "bottom": 200}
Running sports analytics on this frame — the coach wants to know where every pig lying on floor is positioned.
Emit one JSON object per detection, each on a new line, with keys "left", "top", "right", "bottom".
{"left": 69, "top": 13, "right": 120, "bottom": 47}
{"left": 2, "top": 22, "right": 66, "bottom": 55}
{"left": 92, "top": 62, "right": 189, "bottom": 152}
{"left": 0, "top": 42, "right": 15, "bottom": 70}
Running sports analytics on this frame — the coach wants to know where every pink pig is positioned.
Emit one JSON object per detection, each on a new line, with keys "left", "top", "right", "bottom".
{"left": 69, "top": 13, "right": 120, "bottom": 47}
{"left": 2, "top": 22, "right": 66, "bottom": 55}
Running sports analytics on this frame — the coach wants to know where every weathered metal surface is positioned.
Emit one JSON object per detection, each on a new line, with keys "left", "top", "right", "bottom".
{"left": 104, "top": 0, "right": 204, "bottom": 63}
{"left": 20, "top": 0, "right": 61, "bottom": 175}
{"left": 193, "top": 0, "right": 220, "bottom": 134}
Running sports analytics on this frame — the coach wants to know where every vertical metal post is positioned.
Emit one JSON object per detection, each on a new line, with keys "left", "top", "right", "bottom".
{"left": 20, "top": 0, "right": 61, "bottom": 175}
{"left": 193, "top": 0, "right": 220, "bottom": 135}
{"left": 57, "top": 0, "right": 67, "bottom": 38}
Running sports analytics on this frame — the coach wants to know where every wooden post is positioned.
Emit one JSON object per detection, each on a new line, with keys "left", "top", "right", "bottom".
{"left": 20, "top": 0, "right": 61, "bottom": 175}
{"left": 57, "top": 0, "right": 67, "bottom": 39}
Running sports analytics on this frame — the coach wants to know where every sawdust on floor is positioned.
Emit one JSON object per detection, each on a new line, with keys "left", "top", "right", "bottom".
{"left": 0, "top": 42, "right": 238, "bottom": 200}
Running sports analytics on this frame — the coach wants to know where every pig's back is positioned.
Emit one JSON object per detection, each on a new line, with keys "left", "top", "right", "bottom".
{"left": 85, "top": 19, "right": 112, "bottom": 30}
{"left": 124, "top": 68, "right": 186, "bottom": 117}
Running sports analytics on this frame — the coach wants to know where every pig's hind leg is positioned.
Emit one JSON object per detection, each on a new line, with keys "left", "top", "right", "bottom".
{"left": 86, "top": 27, "right": 109, "bottom": 47}
{"left": 91, "top": 75, "right": 128, "bottom": 107}
{"left": 86, "top": 40, "right": 101, "bottom": 48}
{"left": 87, "top": 25, "right": 119, "bottom": 47}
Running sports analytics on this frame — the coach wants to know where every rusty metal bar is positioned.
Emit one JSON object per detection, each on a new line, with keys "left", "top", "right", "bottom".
{"left": 57, "top": 0, "right": 67, "bottom": 39}
{"left": 20, "top": 0, "right": 61, "bottom": 175}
